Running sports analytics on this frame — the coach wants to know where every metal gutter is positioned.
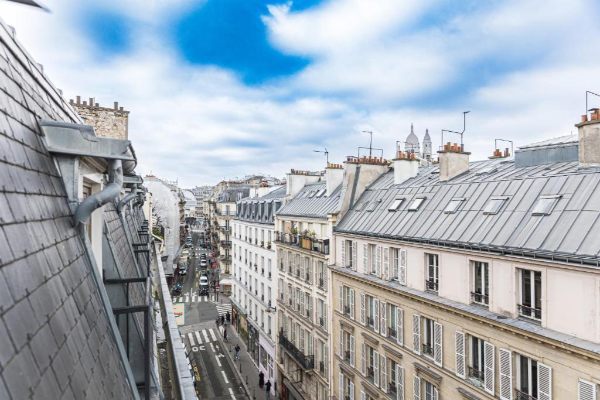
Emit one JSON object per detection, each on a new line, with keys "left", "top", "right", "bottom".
{"left": 73, "top": 159, "right": 123, "bottom": 225}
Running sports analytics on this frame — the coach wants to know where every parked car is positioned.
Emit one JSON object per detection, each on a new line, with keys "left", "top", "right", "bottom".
{"left": 199, "top": 276, "right": 209, "bottom": 295}
{"left": 171, "top": 282, "right": 183, "bottom": 296}
{"left": 199, "top": 259, "right": 208, "bottom": 268}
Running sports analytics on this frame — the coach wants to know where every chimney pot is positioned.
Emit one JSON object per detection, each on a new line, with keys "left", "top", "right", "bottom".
{"left": 119, "top": 106, "right": 124, "bottom": 111}
{"left": 582, "top": 114, "right": 588, "bottom": 123}
{"left": 504, "top": 148, "right": 510, "bottom": 157}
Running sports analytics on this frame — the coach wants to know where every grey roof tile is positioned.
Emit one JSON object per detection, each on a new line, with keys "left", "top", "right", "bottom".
{"left": 29, "top": 323, "right": 58, "bottom": 372}
{"left": 277, "top": 181, "right": 342, "bottom": 219}
{"left": 3, "top": 345, "right": 40, "bottom": 400}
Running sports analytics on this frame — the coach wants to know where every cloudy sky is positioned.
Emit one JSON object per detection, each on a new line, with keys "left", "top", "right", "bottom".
{"left": 1, "top": 0, "right": 599, "bottom": 186}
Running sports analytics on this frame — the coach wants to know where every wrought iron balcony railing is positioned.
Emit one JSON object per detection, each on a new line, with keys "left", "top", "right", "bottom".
{"left": 518, "top": 304, "right": 542, "bottom": 321}
{"left": 278, "top": 333, "right": 314, "bottom": 370}
{"left": 274, "top": 231, "right": 330, "bottom": 255}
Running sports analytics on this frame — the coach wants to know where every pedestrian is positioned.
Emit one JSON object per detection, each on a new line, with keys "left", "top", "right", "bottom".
{"left": 234, "top": 344, "right": 240, "bottom": 360}
{"left": 265, "top": 380, "right": 271, "bottom": 399}
{"left": 258, "top": 371, "right": 264, "bottom": 388}
{"left": 220, "top": 315, "right": 225, "bottom": 325}
{"left": 223, "top": 327, "right": 228, "bottom": 342}
{"left": 215, "top": 317, "right": 220, "bottom": 327}
{"left": 226, "top": 311, "right": 230, "bottom": 323}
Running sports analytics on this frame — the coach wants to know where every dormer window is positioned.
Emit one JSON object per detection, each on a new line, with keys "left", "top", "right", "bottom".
{"left": 532, "top": 195, "right": 561, "bottom": 216}
{"left": 483, "top": 196, "right": 508, "bottom": 215}
{"left": 388, "top": 198, "right": 404, "bottom": 211}
{"left": 407, "top": 197, "right": 426, "bottom": 211}
{"left": 444, "top": 198, "right": 465, "bottom": 214}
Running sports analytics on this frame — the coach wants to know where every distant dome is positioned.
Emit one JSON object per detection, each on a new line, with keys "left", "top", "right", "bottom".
{"left": 405, "top": 123, "right": 420, "bottom": 153}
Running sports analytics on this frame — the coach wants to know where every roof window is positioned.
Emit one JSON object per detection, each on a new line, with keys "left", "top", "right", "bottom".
{"left": 444, "top": 198, "right": 465, "bottom": 214}
{"left": 308, "top": 190, "right": 316, "bottom": 198}
{"left": 315, "top": 188, "right": 326, "bottom": 197}
{"left": 365, "top": 198, "right": 382, "bottom": 212}
{"left": 407, "top": 197, "right": 426, "bottom": 211}
{"left": 354, "top": 200, "right": 366, "bottom": 212}
{"left": 483, "top": 196, "right": 508, "bottom": 215}
{"left": 388, "top": 198, "right": 404, "bottom": 211}
{"left": 532, "top": 195, "right": 561, "bottom": 216}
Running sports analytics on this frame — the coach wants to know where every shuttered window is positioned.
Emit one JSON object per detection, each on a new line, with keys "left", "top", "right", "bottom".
{"left": 455, "top": 331, "right": 466, "bottom": 378}
{"left": 499, "top": 348, "right": 513, "bottom": 400}
{"left": 578, "top": 379, "right": 597, "bottom": 400}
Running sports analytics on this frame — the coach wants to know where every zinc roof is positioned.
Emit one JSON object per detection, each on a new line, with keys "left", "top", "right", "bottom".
{"left": 336, "top": 157, "right": 600, "bottom": 266}
{"left": 277, "top": 181, "right": 342, "bottom": 219}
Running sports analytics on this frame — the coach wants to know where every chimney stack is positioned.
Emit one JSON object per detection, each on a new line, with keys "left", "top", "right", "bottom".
{"left": 393, "top": 145, "right": 420, "bottom": 184}
{"left": 576, "top": 108, "right": 600, "bottom": 167}
{"left": 438, "top": 142, "right": 470, "bottom": 181}
{"left": 325, "top": 162, "right": 344, "bottom": 196}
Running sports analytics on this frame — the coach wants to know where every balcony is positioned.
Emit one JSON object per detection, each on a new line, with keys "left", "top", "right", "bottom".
{"left": 274, "top": 231, "right": 330, "bottom": 255}
{"left": 467, "top": 366, "right": 484, "bottom": 382}
{"left": 219, "top": 225, "right": 231, "bottom": 233}
{"left": 422, "top": 343, "right": 434, "bottom": 357}
{"left": 518, "top": 304, "right": 541, "bottom": 321}
{"left": 343, "top": 305, "right": 351, "bottom": 317}
{"left": 425, "top": 279, "right": 438, "bottom": 292}
{"left": 388, "top": 382, "right": 397, "bottom": 394}
{"left": 343, "top": 350, "right": 351, "bottom": 364}
{"left": 279, "top": 333, "right": 314, "bottom": 370}
{"left": 515, "top": 390, "right": 538, "bottom": 400}
{"left": 220, "top": 240, "right": 232, "bottom": 248}
{"left": 471, "top": 291, "right": 489, "bottom": 306}
{"left": 387, "top": 327, "right": 397, "bottom": 338}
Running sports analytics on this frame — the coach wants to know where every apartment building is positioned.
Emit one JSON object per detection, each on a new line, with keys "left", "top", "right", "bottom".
{"left": 330, "top": 114, "right": 600, "bottom": 400}
{"left": 231, "top": 186, "right": 285, "bottom": 388}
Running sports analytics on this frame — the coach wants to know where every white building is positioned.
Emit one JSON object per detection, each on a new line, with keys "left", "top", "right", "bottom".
{"left": 231, "top": 186, "right": 286, "bottom": 390}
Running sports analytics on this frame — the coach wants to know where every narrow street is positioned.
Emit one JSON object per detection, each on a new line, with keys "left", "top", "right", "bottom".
{"left": 175, "top": 228, "right": 248, "bottom": 400}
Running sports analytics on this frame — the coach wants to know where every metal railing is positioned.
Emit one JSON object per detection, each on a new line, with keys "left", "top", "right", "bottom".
{"left": 274, "top": 232, "right": 330, "bottom": 255}
{"left": 422, "top": 343, "right": 434, "bottom": 356}
{"left": 515, "top": 389, "right": 538, "bottom": 400}
{"left": 468, "top": 366, "right": 484, "bottom": 381}
{"left": 387, "top": 327, "right": 397, "bottom": 338}
{"left": 278, "top": 333, "right": 314, "bottom": 369}
{"left": 425, "top": 279, "right": 438, "bottom": 292}
{"left": 471, "top": 291, "right": 489, "bottom": 305}
{"left": 518, "top": 304, "right": 542, "bottom": 320}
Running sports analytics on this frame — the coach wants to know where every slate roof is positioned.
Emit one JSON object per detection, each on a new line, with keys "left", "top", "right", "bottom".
{"left": 0, "top": 17, "right": 136, "bottom": 400}
{"left": 217, "top": 187, "right": 250, "bottom": 203}
{"left": 236, "top": 186, "right": 286, "bottom": 224}
{"left": 276, "top": 181, "right": 342, "bottom": 219}
{"left": 336, "top": 156, "right": 600, "bottom": 266}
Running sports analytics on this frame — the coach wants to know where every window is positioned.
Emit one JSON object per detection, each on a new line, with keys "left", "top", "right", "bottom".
{"left": 519, "top": 269, "right": 542, "bottom": 321}
{"left": 387, "top": 304, "right": 398, "bottom": 339}
{"left": 468, "top": 336, "right": 485, "bottom": 383}
{"left": 408, "top": 197, "right": 426, "bottom": 211}
{"left": 340, "top": 330, "right": 354, "bottom": 365}
{"left": 425, "top": 253, "right": 439, "bottom": 292}
{"left": 424, "top": 379, "right": 439, "bottom": 400}
{"left": 388, "top": 198, "right": 404, "bottom": 211}
{"left": 517, "top": 354, "right": 538, "bottom": 399}
{"left": 342, "top": 240, "right": 356, "bottom": 269}
{"left": 390, "top": 248, "right": 399, "bottom": 280}
{"left": 471, "top": 261, "right": 489, "bottom": 306}
{"left": 444, "top": 198, "right": 465, "bottom": 213}
{"left": 422, "top": 317, "right": 435, "bottom": 357}
{"left": 340, "top": 286, "right": 355, "bottom": 319}
{"left": 365, "top": 198, "right": 381, "bottom": 212}
{"left": 532, "top": 195, "right": 561, "bottom": 216}
{"left": 368, "top": 244, "right": 377, "bottom": 274}
{"left": 483, "top": 196, "right": 508, "bottom": 215}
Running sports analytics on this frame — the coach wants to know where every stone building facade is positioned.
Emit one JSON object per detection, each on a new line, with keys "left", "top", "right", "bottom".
{"left": 69, "top": 96, "right": 129, "bottom": 140}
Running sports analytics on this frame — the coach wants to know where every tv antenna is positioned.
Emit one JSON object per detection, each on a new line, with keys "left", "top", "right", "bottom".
{"left": 362, "top": 130, "right": 374, "bottom": 157}
{"left": 313, "top": 148, "right": 329, "bottom": 164}
{"left": 441, "top": 111, "right": 470, "bottom": 150}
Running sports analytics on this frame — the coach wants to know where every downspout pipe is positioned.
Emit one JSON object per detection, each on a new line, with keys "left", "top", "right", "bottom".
{"left": 74, "top": 159, "right": 123, "bottom": 226}
{"left": 117, "top": 184, "right": 138, "bottom": 214}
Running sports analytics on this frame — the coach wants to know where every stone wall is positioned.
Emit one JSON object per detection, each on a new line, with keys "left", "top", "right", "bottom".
{"left": 69, "top": 96, "right": 129, "bottom": 140}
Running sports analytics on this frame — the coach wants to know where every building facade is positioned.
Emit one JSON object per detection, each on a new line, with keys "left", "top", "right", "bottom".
{"left": 231, "top": 186, "right": 286, "bottom": 390}
{"left": 330, "top": 122, "right": 600, "bottom": 400}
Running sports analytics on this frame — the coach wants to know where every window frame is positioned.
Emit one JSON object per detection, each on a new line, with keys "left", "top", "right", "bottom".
{"left": 471, "top": 261, "right": 489, "bottom": 306}
{"left": 407, "top": 197, "right": 426, "bottom": 211}
{"left": 518, "top": 268, "right": 542, "bottom": 321}
{"left": 444, "top": 197, "right": 465, "bottom": 214}
{"left": 483, "top": 196, "right": 508, "bottom": 215}
{"left": 532, "top": 194, "right": 561, "bottom": 216}
{"left": 388, "top": 198, "right": 405, "bottom": 211}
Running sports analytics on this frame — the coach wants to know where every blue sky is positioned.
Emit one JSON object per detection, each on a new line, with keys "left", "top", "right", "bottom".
{"left": 1, "top": 0, "right": 599, "bottom": 185}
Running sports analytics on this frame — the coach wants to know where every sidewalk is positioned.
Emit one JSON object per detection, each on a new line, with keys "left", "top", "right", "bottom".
{"left": 217, "top": 321, "right": 274, "bottom": 400}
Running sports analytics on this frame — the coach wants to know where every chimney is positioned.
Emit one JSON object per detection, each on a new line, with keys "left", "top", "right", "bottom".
{"left": 393, "top": 148, "right": 420, "bottom": 184}
{"left": 577, "top": 108, "right": 600, "bottom": 167}
{"left": 438, "top": 142, "right": 470, "bottom": 181}
{"left": 325, "top": 162, "right": 343, "bottom": 196}
{"left": 285, "top": 169, "right": 322, "bottom": 197}
{"left": 338, "top": 155, "right": 389, "bottom": 218}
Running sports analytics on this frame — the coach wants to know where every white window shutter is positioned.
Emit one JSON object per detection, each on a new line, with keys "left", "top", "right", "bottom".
{"left": 499, "top": 348, "right": 513, "bottom": 400}
{"left": 397, "top": 308, "right": 404, "bottom": 346}
{"left": 374, "top": 351, "right": 380, "bottom": 387}
{"left": 538, "top": 363, "right": 552, "bottom": 400}
{"left": 360, "top": 389, "right": 366, "bottom": 400}
{"left": 578, "top": 379, "right": 597, "bottom": 400}
{"left": 350, "top": 335, "right": 355, "bottom": 367}
{"left": 381, "top": 355, "right": 387, "bottom": 393}
{"left": 376, "top": 246, "right": 382, "bottom": 276}
{"left": 413, "top": 376, "right": 421, "bottom": 400}
{"left": 341, "top": 241, "right": 346, "bottom": 267}
{"left": 339, "top": 372, "right": 344, "bottom": 400}
{"left": 455, "top": 331, "right": 466, "bottom": 378}
{"left": 350, "top": 289, "right": 355, "bottom": 320}
{"left": 433, "top": 322, "right": 443, "bottom": 367}
{"left": 432, "top": 387, "right": 439, "bottom": 400}
{"left": 349, "top": 381, "right": 354, "bottom": 400}
{"left": 361, "top": 343, "right": 366, "bottom": 376}
{"left": 374, "top": 299, "right": 380, "bottom": 333}
{"left": 360, "top": 293, "right": 365, "bottom": 325}
{"left": 339, "top": 330, "right": 344, "bottom": 357}
{"left": 399, "top": 249, "right": 407, "bottom": 285}
{"left": 363, "top": 243, "right": 368, "bottom": 273}
{"left": 396, "top": 365, "right": 404, "bottom": 400}
{"left": 383, "top": 247, "right": 389, "bottom": 280}
{"left": 484, "top": 341, "right": 495, "bottom": 395}
{"left": 412, "top": 314, "right": 421, "bottom": 354}
{"left": 339, "top": 285, "right": 344, "bottom": 313}
{"left": 381, "top": 302, "right": 387, "bottom": 337}
{"left": 352, "top": 241, "right": 357, "bottom": 270}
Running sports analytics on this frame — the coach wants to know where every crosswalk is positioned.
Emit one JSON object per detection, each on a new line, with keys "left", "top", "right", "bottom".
{"left": 182, "top": 327, "right": 219, "bottom": 346}
{"left": 216, "top": 303, "right": 232, "bottom": 318}
{"left": 173, "top": 294, "right": 215, "bottom": 304}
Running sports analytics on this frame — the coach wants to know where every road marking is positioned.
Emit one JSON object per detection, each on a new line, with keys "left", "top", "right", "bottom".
{"left": 209, "top": 342, "right": 216, "bottom": 352}
{"left": 176, "top": 297, "right": 181, "bottom": 303}
{"left": 209, "top": 328, "right": 217, "bottom": 341}
{"left": 215, "top": 355, "right": 222, "bottom": 367}
{"left": 192, "top": 346, "right": 198, "bottom": 352}
{"left": 228, "top": 388, "right": 236, "bottom": 400}
{"left": 192, "top": 294, "right": 197, "bottom": 302}
{"left": 187, "top": 332, "right": 195, "bottom": 346}
{"left": 195, "top": 331, "right": 203, "bottom": 344}
{"left": 221, "top": 371, "right": 229, "bottom": 384}
{"left": 202, "top": 330, "right": 210, "bottom": 343}
{"left": 184, "top": 294, "right": 189, "bottom": 302}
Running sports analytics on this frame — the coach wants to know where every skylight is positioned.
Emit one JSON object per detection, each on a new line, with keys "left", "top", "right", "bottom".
{"left": 354, "top": 201, "right": 365, "bottom": 211}
{"left": 444, "top": 198, "right": 465, "bottom": 214}
{"left": 388, "top": 198, "right": 404, "bottom": 211}
{"left": 407, "top": 197, "right": 426, "bottom": 211}
{"left": 483, "top": 196, "right": 508, "bottom": 215}
{"left": 532, "top": 195, "right": 561, "bottom": 216}
{"left": 308, "top": 190, "right": 316, "bottom": 198}
{"left": 366, "top": 199, "right": 380, "bottom": 212}
{"left": 315, "top": 188, "right": 326, "bottom": 197}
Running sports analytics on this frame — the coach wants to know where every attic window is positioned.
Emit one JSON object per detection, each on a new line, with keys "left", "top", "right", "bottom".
{"left": 366, "top": 198, "right": 382, "bottom": 212}
{"left": 483, "top": 196, "right": 508, "bottom": 215}
{"left": 315, "top": 189, "right": 326, "bottom": 197}
{"left": 354, "top": 200, "right": 365, "bottom": 212}
{"left": 388, "top": 198, "right": 404, "bottom": 211}
{"left": 408, "top": 197, "right": 426, "bottom": 211}
{"left": 308, "top": 191, "right": 316, "bottom": 198}
{"left": 532, "top": 195, "right": 561, "bottom": 216}
{"left": 444, "top": 198, "right": 465, "bottom": 214}
{"left": 476, "top": 166, "right": 498, "bottom": 175}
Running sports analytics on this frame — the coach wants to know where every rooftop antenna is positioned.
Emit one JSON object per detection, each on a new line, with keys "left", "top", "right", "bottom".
{"left": 362, "top": 130, "right": 374, "bottom": 157}
{"left": 586, "top": 90, "right": 600, "bottom": 114}
{"left": 313, "top": 148, "right": 329, "bottom": 164}
{"left": 441, "top": 111, "right": 470, "bottom": 151}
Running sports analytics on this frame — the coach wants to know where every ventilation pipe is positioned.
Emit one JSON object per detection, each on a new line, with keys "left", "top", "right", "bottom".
{"left": 74, "top": 159, "right": 123, "bottom": 225}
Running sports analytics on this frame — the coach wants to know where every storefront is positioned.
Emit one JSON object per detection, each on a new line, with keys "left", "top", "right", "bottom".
{"left": 259, "top": 335, "right": 276, "bottom": 396}
{"left": 247, "top": 323, "right": 260, "bottom": 366}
